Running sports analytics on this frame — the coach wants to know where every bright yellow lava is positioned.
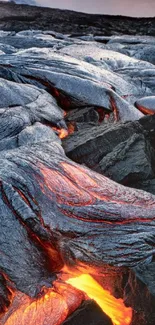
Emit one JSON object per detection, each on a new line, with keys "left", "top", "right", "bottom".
{"left": 66, "top": 274, "right": 132, "bottom": 325}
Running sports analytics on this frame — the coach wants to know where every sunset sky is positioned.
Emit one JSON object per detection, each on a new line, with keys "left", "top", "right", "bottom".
{"left": 36, "top": 0, "right": 155, "bottom": 17}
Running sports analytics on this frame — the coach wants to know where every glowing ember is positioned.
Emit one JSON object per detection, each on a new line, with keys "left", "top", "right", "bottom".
{"left": 66, "top": 274, "right": 132, "bottom": 325}
{"left": 67, "top": 122, "right": 76, "bottom": 135}
{"left": 59, "top": 128, "right": 69, "bottom": 139}
{"left": 52, "top": 127, "right": 68, "bottom": 139}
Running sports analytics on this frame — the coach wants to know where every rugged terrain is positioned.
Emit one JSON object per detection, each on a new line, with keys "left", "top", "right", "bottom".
{"left": 0, "top": 1, "right": 155, "bottom": 34}
{"left": 0, "top": 4, "right": 155, "bottom": 325}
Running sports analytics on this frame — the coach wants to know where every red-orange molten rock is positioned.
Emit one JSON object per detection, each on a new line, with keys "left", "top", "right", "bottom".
{"left": 1, "top": 282, "right": 84, "bottom": 325}
{"left": 1, "top": 274, "right": 132, "bottom": 325}
{"left": 66, "top": 274, "right": 132, "bottom": 325}
{"left": 52, "top": 127, "right": 68, "bottom": 139}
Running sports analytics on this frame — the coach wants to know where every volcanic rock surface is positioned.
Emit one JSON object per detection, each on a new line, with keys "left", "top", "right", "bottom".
{"left": 62, "top": 300, "right": 113, "bottom": 325}
{"left": 0, "top": 1, "right": 155, "bottom": 36}
{"left": 0, "top": 9, "right": 155, "bottom": 325}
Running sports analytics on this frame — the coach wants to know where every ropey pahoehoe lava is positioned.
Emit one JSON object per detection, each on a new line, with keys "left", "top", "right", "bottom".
{"left": 0, "top": 26, "right": 155, "bottom": 325}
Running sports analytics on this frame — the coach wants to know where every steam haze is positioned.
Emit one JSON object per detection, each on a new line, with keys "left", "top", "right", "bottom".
{"left": 36, "top": 0, "right": 155, "bottom": 17}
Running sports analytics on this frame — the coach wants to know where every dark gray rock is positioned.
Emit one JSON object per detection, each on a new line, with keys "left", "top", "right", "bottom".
{"left": 63, "top": 300, "right": 113, "bottom": 325}
{"left": 0, "top": 132, "right": 155, "bottom": 298}
{"left": 138, "top": 114, "right": 155, "bottom": 150}
{"left": 0, "top": 43, "right": 16, "bottom": 54}
{"left": 98, "top": 133, "right": 155, "bottom": 184}
{"left": 0, "top": 104, "right": 64, "bottom": 152}
{"left": 131, "top": 179, "right": 155, "bottom": 196}
{"left": 0, "top": 52, "right": 143, "bottom": 122}
{"left": 0, "top": 187, "right": 56, "bottom": 297}
{"left": 134, "top": 262, "right": 155, "bottom": 297}
{"left": 18, "top": 122, "right": 60, "bottom": 147}
{"left": 135, "top": 96, "right": 155, "bottom": 114}
{"left": 123, "top": 270, "right": 155, "bottom": 325}
{"left": 0, "top": 2, "right": 155, "bottom": 36}
{"left": 0, "top": 34, "right": 68, "bottom": 50}
{"left": 133, "top": 46, "right": 155, "bottom": 65}
{"left": 2, "top": 32, "right": 155, "bottom": 124}
{"left": 63, "top": 120, "right": 143, "bottom": 168}
{"left": 66, "top": 106, "right": 100, "bottom": 124}
{"left": 0, "top": 274, "right": 12, "bottom": 314}
{"left": 0, "top": 78, "right": 65, "bottom": 130}
{"left": 0, "top": 13, "right": 154, "bottom": 322}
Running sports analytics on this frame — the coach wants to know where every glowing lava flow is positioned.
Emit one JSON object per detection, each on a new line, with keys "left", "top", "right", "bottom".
{"left": 135, "top": 103, "right": 155, "bottom": 115}
{"left": 1, "top": 274, "right": 132, "bottom": 325}
{"left": 66, "top": 274, "right": 132, "bottom": 325}
{"left": 58, "top": 128, "right": 68, "bottom": 139}
{"left": 4, "top": 291, "right": 68, "bottom": 325}
{"left": 2, "top": 283, "right": 84, "bottom": 325}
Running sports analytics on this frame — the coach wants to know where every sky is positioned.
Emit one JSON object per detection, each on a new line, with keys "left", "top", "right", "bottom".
{"left": 36, "top": 0, "right": 155, "bottom": 17}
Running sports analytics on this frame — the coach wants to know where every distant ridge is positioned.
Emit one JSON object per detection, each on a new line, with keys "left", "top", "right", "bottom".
{"left": 0, "top": 1, "right": 154, "bottom": 35}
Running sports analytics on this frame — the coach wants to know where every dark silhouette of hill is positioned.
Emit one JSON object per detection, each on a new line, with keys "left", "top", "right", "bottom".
{"left": 0, "top": 1, "right": 155, "bottom": 35}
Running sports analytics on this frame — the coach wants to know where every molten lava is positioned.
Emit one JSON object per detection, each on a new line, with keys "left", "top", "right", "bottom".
{"left": 66, "top": 274, "right": 132, "bottom": 325}
{"left": 2, "top": 283, "right": 84, "bottom": 325}
{"left": 95, "top": 107, "right": 106, "bottom": 122}
{"left": 67, "top": 121, "right": 76, "bottom": 135}
{"left": 58, "top": 128, "right": 69, "bottom": 139}
{"left": 4, "top": 291, "right": 68, "bottom": 325}
{"left": 52, "top": 127, "right": 68, "bottom": 139}
{"left": 135, "top": 103, "right": 155, "bottom": 115}
{"left": 110, "top": 96, "right": 119, "bottom": 121}
{"left": 1, "top": 274, "right": 132, "bottom": 325}
{"left": 1, "top": 262, "right": 133, "bottom": 325}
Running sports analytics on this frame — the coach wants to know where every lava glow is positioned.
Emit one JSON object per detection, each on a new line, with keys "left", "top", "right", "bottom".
{"left": 67, "top": 121, "right": 76, "bottom": 135}
{"left": 110, "top": 96, "right": 119, "bottom": 121}
{"left": 52, "top": 127, "right": 68, "bottom": 139}
{"left": 58, "top": 128, "right": 68, "bottom": 139}
{"left": 135, "top": 104, "right": 155, "bottom": 115}
{"left": 2, "top": 282, "right": 84, "bottom": 325}
{"left": 1, "top": 272, "right": 132, "bottom": 325}
{"left": 4, "top": 291, "right": 68, "bottom": 325}
{"left": 66, "top": 274, "right": 132, "bottom": 325}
